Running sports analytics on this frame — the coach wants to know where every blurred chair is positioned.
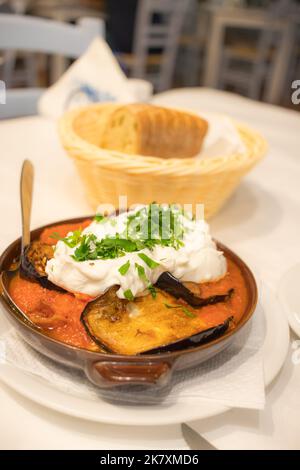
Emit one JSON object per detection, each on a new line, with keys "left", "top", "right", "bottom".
{"left": 0, "top": 14, "right": 104, "bottom": 118}
{"left": 1, "top": 0, "right": 35, "bottom": 89}
{"left": 29, "top": 0, "right": 107, "bottom": 81}
{"left": 118, "top": 0, "right": 191, "bottom": 92}
{"left": 175, "top": 0, "right": 200, "bottom": 87}
{"left": 176, "top": 0, "right": 208, "bottom": 87}
{"left": 219, "top": 27, "right": 276, "bottom": 100}
{"left": 215, "top": 1, "right": 296, "bottom": 101}
{"left": 30, "top": 0, "right": 106, "bottom": 22}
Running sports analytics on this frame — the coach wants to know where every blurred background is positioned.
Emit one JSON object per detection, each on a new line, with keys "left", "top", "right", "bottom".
{"left": 0, "top": 0, "right": 300, "bottom": 109}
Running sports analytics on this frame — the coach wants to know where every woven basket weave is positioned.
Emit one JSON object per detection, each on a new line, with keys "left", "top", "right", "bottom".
{"left": 59, "top": 103, "right": 267, "bottom": 218}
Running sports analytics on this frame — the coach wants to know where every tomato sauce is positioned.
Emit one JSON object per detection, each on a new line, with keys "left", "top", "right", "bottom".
{"left": 10, "top": 220, "right": 99, "bottom": 351}
{"left": 9, "top": 274, "right": 98, "bottom": 350}
{"left": 191, "top": 258, "right": 248, "bottom": 328}
{"left": 40, "top": 219, "right": 91, "bottom": 245}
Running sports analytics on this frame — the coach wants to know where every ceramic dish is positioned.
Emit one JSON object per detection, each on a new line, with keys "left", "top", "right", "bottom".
{"left": 0, "top": 216, "right": 257, "bottom": 392}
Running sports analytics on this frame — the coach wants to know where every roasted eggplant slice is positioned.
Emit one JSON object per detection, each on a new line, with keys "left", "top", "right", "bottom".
{"left": 20, "top": 241, "right": 65, "bottom": 292}
{"left": 81, "top": 287, "right": 234, "bottom": 355}
{"left": 81, "top": 286, "right": 128, "bottom": 352}
{"left": 144, "top": 316, "right": 233, "bottom": 354}
{"left": 155, "top": 272, "right": 234, "bottom": 308}
{"left": 23, "top": 241, "right": 53, "bottom": 277}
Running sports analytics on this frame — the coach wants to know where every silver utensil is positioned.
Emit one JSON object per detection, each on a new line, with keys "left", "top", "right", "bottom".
{"left": 181, "top": 423, "right": 217, "bottom": 451}
{"left": 0, "top": 160, "right": 37, "bottom": 328}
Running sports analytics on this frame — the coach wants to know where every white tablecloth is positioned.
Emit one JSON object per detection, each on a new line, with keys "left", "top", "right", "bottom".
{"left": 0, "top": 88, "right": 299, "bottom": 449}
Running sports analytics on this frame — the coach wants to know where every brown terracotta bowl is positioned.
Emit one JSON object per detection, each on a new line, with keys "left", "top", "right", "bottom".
{"left": 0, "top": 217, "right": 257, "bottom": 392}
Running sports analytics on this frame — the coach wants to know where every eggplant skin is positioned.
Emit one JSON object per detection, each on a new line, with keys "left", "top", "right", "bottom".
{"left": 143, "top": 317, "right": 233, "bottom": 355}
{"left": 81, "top": 287, "right": 127, "bottom": 353}
{"left": 20, "top": 242, "right": 65, "bottom": 292}
{"left": 156, "top": 271, "right": 234, "bottom": 308}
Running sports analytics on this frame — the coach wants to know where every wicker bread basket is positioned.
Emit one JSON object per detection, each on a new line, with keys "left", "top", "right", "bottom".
{"left": 59, "top": 103, "right": 267, "bottom": 218}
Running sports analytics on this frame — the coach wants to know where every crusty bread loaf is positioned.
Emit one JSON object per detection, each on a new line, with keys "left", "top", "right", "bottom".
{"left": 73, "top": 104, "right": 119, "bottom": 147}
{"left": 99, "top": 104, "right": 208, "bottom": 159}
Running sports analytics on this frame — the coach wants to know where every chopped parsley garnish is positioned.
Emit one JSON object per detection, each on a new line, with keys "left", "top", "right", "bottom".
{"left": 72, "top": 233, "right": 95, "bottom": 261}
{"left": 135, "top": 263, "right": 157, "bottom": 298}
{"left": 148, "top": 284, "right": 157, "bottom": 299}
{"left": 125, "top": 203, "right": 185, "bottom": 251}
{"left": 164, "top": 303, "right": 196, "bottom": 318}
{"left": 59, "top": 204, "right": 188, "bottom": 262}
{"left": 94, "top": 214, "right": 107, "bottom": 223}
{"left": 69, "top": 234, "right": 136, "bottom": 262}
{"left": 181, "top": 307, "right": 196, "bottom": 318}
{"left": 124, "top": 289, "right": 134, "bottom": 301}
{"left": 135, "top": 263, "right": 147, "bottom": 282}
{"left": 118, "top": 260, "right": 130, "bottom": 275}
{"left": 138, "top": 253, "right": 160, "bottom": 269}
{"left": 50, "top": 232, "right": 61, "bottom": 241}
{"left": 51, "top": 229, "right": 83, "bottom": 248}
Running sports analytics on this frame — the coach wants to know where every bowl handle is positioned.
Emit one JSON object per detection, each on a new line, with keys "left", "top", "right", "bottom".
{"left": 85, "top": 360, "right": 173, "bottom": 388}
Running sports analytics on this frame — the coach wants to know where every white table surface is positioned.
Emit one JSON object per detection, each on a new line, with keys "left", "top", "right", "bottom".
{"left": 0, "top": 88, "right": 300, "bottom": 450}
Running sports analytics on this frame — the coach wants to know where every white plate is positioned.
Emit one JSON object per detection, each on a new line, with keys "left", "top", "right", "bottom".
{"left": 278, "top": 263, "right": 300, "bottom": 338}
{"left": 0, "top": 283, "right": 289, "bottom": 426}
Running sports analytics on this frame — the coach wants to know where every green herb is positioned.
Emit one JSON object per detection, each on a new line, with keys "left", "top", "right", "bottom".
{"left": 138, "top": 253, "right": 160, "bottom": 269}
{"left": 60, "top": 204, "right": 188, "bottom": 262}
{"left": 181, "top": 307, "right": 196, "bottom": 318}
{"left": 135, "top": 263, "right": 147, "bottom": 282}
{"left": 125, "top": 203, "right": 186, "bottom": 251}
{"left": 102, "top": 236, "right": 137, "bottom": 252}
{"left": 124, "top": 289, "right": 134, "bottom": 301}
{"left": 118, "top": 260, "right": 130, "bottom": 275}
{"left": 71, "top": 233, "right": 96, "bottom": 261}
{"left": 135, "top": 263, "right": 157, "bottom": 299}
{"left": 50, "top": 232, "right": 61, "bottom": 241}
{"left": 148, "top": 284, "right": 157, "bottom": 299}
{"left": 164, "top": 303, "right": 196, "bottom": 318}
{"left": 51, "top": 229, "right": 83, "bottom": 248}
{"left": 94, "top": 214, "right": 107, "bottom": 223}
{"left": 59, "top": 229, "right": 82, "bottom": 248}
{"left": 70, "top": 234, "right": 139, "bottom": 262}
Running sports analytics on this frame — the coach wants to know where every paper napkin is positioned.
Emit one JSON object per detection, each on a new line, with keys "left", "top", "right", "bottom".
{"left": 0, "top": 297, "right": 266, "bottom": 410}
{"left": 38, "top": 37, "right": 152, "bottom": 119}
